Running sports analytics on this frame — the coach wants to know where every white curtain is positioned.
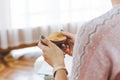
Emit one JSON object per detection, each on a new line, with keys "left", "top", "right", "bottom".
{"left": 0, "top": 0, "right": 11, "bottom": 49}
{"left": 10, "top": 0, "right": 112, "bottom": 28}
{"left": 0, "top": 0, "right": 112, "bottom": 50}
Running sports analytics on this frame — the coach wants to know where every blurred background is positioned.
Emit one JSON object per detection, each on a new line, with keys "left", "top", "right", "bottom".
{"left": 0, "top": 0, "right": 112, "bottom": 80}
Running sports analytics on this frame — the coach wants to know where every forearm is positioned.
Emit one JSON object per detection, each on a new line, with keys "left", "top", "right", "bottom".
{"left": 55, "top": 69, "right": 68, "bottom": 80}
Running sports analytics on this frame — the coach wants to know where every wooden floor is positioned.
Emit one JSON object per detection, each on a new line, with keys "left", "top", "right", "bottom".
{"left": 0, "top": 53, "right": 44, "bottom": 80}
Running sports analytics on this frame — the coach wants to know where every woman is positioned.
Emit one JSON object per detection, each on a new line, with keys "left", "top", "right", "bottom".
{"left": 38, "top": 0, "right": 120, "bottom": 80}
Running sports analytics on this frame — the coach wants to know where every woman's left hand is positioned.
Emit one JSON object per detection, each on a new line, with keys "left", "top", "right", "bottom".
{"left": 38, "top": 37, "right": 65, "bottom": 68}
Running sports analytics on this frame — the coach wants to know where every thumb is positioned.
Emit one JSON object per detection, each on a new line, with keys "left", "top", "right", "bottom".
{"left": 61, "top": 32, "right": 73, "bottom": 39}
{"left": 41, "top": 35, "right": 52, "bottom": 47}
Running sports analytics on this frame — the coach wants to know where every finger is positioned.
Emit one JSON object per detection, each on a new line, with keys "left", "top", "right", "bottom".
{"left": 61, "top": 32, "right": 73, "bottom": 39}
{"left": 61, "top": 44, "right": 69, "bottom": 53}
{"left": 40, "top": 35, "right": 52, "bottom": 47}
{"left": 41, "top": 40, "right": 48, "bottom": 46}
{"left": 38, "top": 41, "right": 48, "bottom": 52}
{"left": 41, "top": 38, "right": 52, "bottom": 47}
{"left": 61, "top": 44, "right": 66, "bottom": 50}
{"left": 66, "top": 45, "right": 70, "bottom": 52}
{"left": 59, "top": 44, "right": 66, "bottom": 55}
{"left": 40, "top": 35, "right": 48, "bottom": 46}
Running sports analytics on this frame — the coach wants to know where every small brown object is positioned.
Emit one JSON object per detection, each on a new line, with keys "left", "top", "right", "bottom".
{"left": 47, "top": 32, "right": 67, "bottom": 48}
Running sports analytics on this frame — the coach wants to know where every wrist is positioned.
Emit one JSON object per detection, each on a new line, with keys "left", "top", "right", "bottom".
{"left": 53, "top": 66, "right": 68, "bottom": 77}
{"left": 53, "top": 62, "right": 65, "bottom": 68}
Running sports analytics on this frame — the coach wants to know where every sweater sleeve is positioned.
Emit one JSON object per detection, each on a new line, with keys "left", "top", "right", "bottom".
{"left": 77, "top": 46, "right": 112, "bottom": 80}
{"left": 77, "top": 26, "right": 113, "bottom": 80}
{"left": 70, "top": 23, "right": 112, "bottom": 80}
{"left": 70, "top": 6, "right": 120, "bottom": 80}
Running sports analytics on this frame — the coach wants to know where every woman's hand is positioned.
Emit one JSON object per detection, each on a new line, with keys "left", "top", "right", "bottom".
{"left": 61, "top": 32, "right": 75, "bottom": 56}
{"left": 38, "top": 37, "right": 65, "bottom": 68}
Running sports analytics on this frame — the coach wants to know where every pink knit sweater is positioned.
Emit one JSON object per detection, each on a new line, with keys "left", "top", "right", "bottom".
{"left": 70, "top": 5, "right": 120, "bottom": 80}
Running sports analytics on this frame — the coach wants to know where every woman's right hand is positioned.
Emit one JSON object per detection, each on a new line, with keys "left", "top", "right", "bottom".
{"left": 61, "top": 32, "right": 75, "bottom": 56}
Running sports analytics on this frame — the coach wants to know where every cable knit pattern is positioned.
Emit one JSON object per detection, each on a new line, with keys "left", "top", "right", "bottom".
{"left": 70, "top": 5, "right": 120, "bottom": 80}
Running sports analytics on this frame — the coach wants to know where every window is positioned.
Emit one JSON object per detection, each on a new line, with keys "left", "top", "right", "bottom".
{"left": 10, "top": 0, "right": 112, "bottom": 28}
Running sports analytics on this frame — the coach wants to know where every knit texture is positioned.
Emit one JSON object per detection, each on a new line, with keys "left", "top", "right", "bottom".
{"left": 70, "top": 5, "right": 120, "bottom": 80}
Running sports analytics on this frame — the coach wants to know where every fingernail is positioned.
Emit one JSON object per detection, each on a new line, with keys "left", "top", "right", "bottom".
{"left": 41, "top": 35, "right": 46, "bottom": 39}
